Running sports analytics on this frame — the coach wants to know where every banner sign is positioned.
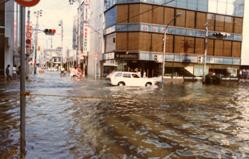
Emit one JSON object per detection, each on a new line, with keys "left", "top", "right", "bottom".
{"left": 115, "top": 52, "right": 139, "bottom": 60}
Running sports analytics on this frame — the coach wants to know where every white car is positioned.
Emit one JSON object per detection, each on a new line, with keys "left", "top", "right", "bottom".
{"left": 106, "top": 71, "right": 157, "bottom": 87}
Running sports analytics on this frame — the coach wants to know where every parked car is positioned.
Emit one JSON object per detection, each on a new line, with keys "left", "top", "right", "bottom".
{"left": 48, "top": 67, "right": 58, "bottom": 71}
{"left": 106, "top": 71, "right": 157, "bottom": 87}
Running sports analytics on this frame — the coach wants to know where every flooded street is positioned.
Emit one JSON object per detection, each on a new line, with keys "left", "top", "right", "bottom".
{"left": 1, "top": 70, "right": 249, "bottom": 158}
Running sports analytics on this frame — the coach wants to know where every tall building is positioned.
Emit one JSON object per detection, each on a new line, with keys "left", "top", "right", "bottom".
{"left": 0, "top": 0, "right": 15, "bottom": 78}
{"left": 102, "top": 0, "right": 245, "bottom": 78}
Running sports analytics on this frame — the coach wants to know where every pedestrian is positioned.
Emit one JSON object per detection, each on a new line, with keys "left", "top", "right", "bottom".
{"left": 6, "top": 64, "right": 12, "bottom": 80}
{"left": 12, "top": 65, "right": 17, "bottom": 80}
{"left": 143, "top": 72, "right": 146, "bottom": 78}
{"left": 137, "top": 69, "right": 141, "bottom": 77}
{"left": 70, "top": 67, "right": 76, "bottom": 80}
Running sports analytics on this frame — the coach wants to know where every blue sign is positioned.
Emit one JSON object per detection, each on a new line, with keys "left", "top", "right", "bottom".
{"left": 26, "top": 39, "right": 31, "bottom": 44}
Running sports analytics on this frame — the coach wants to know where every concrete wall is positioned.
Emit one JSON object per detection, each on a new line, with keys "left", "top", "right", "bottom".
{"left": 4, "top": 0, "right": 14, "bottom": 77}
{"left": 88, "top": 0, "right": 104, "bottom": 77}
{"left": 241, "top": 1, "right": 249, "bottom": 66}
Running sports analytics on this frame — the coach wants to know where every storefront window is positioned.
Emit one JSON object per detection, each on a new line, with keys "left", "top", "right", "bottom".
{"left": 105, "top": 6, "right": 117, "bottom": 28}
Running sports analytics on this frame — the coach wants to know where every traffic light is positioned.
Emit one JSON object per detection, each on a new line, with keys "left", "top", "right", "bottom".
{"left": 44, "top": 29, "right": 56, "bottom": 35}
{"left": 154, "top": 55, "right": 158, "bottom": 62}
{"left": 197, "top": 56, "right": 201, "bottom": 63}
{"left": 38, "top": 45, "right": 41, "bottom": 51}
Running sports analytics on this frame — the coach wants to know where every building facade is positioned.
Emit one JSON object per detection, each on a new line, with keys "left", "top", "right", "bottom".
{"left": 102, "top": 0, "right": 245, "bottom": 78}
{"left": 0, "top": 0, "right": 15, "bottom": 78}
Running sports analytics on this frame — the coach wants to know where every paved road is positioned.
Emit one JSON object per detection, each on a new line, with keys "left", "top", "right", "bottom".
{"left": 1, "top": 69, "right": 249, "bottom": 158}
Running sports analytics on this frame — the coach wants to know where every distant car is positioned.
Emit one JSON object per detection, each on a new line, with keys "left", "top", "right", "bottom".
{"left": 106, "top": 71, "right": 157, "bottom": 87}
{"left": 48, "top": 67, "right": 58, "bottom": 71}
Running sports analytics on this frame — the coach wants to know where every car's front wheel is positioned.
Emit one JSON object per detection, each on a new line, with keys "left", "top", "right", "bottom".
{"left": 145, "top": 82, "right": 152, "bottom": 87}
{"left": 118, "top": 82, "right": 125, "bottom": 87}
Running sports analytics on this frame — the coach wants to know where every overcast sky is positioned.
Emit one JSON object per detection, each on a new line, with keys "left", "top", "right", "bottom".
{"left": 29, "top": 0, "right": 78, "bottom": 54}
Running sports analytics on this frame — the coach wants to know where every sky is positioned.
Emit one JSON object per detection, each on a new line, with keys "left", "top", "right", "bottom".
{"left": 28, "top": 0, "right": 78, "bottom": 55}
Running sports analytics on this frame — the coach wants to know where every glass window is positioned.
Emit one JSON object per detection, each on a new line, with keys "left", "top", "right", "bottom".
{"left": 197, "top": 30, "right": 206, "bottom": 38}
{"left": 175, "top": 28, "right": 186, "bottom": 36}
{"left": 116, "top": 24, "right": 127, "bottom": 31}
{"left": 165, "top": 54, "right": 174, "bottom": 61}
{"left": 224, "top": 58, "right": 233, "bottom": 64}
{"left": 235, "top": 4, "right": 244, "bottom": 17}
{"left": 117, "top": 0, "right": 128, "bottom": 3}
{"left": 105, "top": 6, "right": 117, "bottom": 28}
{"left": 129, "top": 0, "right": 139, "bottom": 3}
{"left": 207, "top": 57, "right": 215, "bottom": 63}
{"left": 115, "top": 73, "right": 122, "bottom": 77}
{"left": 198, "top": 0, "right": 208, "bottom": 12}
{"left": 208, "top": 0, "right": 217, "bottom": 13}
{"left": 226, "top": 0, "right": 235, "bottom": 16}
{"left": 188, "top": 0, "right": 197, "bottom": 10}
{"left": 177, "top": 0, "right": 186, "bottom": 9}
{"left": 123, "top": 73, "right": 131, "bottom": 78}
{"left": 186, "top": 29, "right": 197, "bottom": 36}
{"left": 217, "top": 0, "right": 226, "bottom": 14}
{"left": 165, "top": 0, "right": 176, "bottom": 7}
{"left": 128, "top": 24, "right": 140, "bottom": 31}
{"left": 167, "top": 27, "right": 175, "bottom": 34}
{"left": 234, "top": 35, "right": 242, "bottom": 41}
{"left": 233, "top": 58, "right": 240, "bottom": 65}
{"left": 224, "top": 34, "right": 234, "bottom": 40}
{"left": 140, "top": 0, "right": 153, "bottom": 3}
{"left": 154, "top": 0, "right": 165, "bottom": 5}
{"left": 215, "top": 58, "right": 223, "bottom": 64}
{"left": 174, "top": 55, "right": 180, "bottom": 62}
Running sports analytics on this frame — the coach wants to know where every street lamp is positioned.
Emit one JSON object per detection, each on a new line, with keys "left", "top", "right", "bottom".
{"left": 162, "top": 13, "right": 182, "bottom": 84}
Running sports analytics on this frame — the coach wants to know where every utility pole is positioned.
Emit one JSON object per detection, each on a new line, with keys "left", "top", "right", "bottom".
{"left": 26, "top": 9, "right": 30, "bottom": 79}
{"left": 34, "top": 10, "right": 42, "bottom": 74}
{"left": 20, "top": 6, "right": 26, "bottom": 157}
{"left": 203, "top": 22, "right": 208, "bottom": 83}
{"left": 59, "top": 20, "right": 63, "bottom": 70}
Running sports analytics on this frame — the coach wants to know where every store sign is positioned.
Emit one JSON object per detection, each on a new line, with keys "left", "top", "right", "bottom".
{"left": 115, "top": 52, "right": 139, "bottom": 60}
{"left": 83, "top": 27, "right": 88, "bottom": 56}
{"left": 141, "top": 25, "right": 149, "bottom": 31}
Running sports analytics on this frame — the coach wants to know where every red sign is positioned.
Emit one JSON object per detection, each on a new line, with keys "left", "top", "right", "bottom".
{"left": 93, "top": 53, "right": 99, "bottom": 59}
{"left": 15, "top": 0, "right": 40, "bottom": 7}
{"left": 39, "top": 70, "right": 45, "bottom": 74}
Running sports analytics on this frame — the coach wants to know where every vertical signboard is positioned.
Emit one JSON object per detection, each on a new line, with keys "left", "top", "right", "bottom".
{"left": 83, "top": 0, "right": 89, "bottom": 56}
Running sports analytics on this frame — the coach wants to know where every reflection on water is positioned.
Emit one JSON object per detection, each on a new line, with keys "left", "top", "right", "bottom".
{"left": 0, "top": 71, "right": 249, "bottom": 158}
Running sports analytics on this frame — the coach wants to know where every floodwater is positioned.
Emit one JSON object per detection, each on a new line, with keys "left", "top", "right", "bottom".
{"left": 1, "top": 70, "right": 249, "bottom": 159}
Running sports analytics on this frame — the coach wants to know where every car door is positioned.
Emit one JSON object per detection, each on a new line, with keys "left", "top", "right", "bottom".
{"left": 131, "top": 73, "right": 143, "bottom": 86}
{"left": 122, "top": 73, "right": 132, "bottom": 86}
